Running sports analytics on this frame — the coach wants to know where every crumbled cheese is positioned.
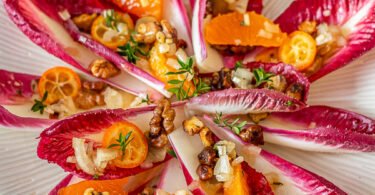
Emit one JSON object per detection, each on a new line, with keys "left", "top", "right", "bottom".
{"left": 257, "top": 29, "right": 273, "bottom": 39}
{"left": 58, "top": 9, "right": 71, "bottom": 21}
{"left": 242, "top": 13, "right": 250, "bottom": 26}
{"left": 234, "top": 39, "right": 242, "bottom": 46}
{"left": 264, "top": 21, "right": 279, "bottom": 33}
{"left": 103, "top": 87, "right": 124, "bottom": 108}
{"left": 315, "top": 23, "right": 333, "bottom": 45}
{"left": 231, "top": 68, "right": 254, "bottom": 89}
{"left": 158, "top": 43, "right": 170, "bottom": 53}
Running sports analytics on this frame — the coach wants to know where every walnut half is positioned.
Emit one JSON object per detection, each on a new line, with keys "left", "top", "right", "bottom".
{"left": 89, "top": 59, "right": 120, "bottom": 79}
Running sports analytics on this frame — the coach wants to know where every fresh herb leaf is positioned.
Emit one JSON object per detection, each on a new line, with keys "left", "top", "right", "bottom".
{"left": 93, "top": 174, "right": 99, "bottom": 180}
{"left": 141, "top": 94, "right": 152, "bottom": 105}
{"left": 165, "top": 71, "right": 188, "bottom": 75}
{"left": 285, "top": 100, "right": 294, "bottom": 107}
{"left": 118, "top": 37, "right": 149, "bottom": 63}
{"left": 31, "top": 91, "right": 48, "bottom": 114}
{"left": 167, "top": 149, "right": 177, "bottom": 158}
{"left": 214, "top": 112, "right": 247, "bottom": 135}
{"left": 108, "top": 131, "right": 134, "bottom": 160}
{"left": 103, "top": 9, "right": 117, "bottom": 30}
{"left": 234, "top": 61, "right": 243, "bottom": 70}
{"left": 253, "top": 68, "right": 274, "bottom": 87}
{"left": 168, "top": 80, "right": 183, "bottom": 84}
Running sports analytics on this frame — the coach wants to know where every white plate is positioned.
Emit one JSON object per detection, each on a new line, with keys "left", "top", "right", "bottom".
{"left": 0, "top": 0, "right": 375, "bottom": 194}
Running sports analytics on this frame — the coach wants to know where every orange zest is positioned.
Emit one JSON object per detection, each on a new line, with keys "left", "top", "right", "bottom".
{"left": 255, "top": 47, "right": 280, "bottom": 63}
{"left": 91, "top": 12, "right": 134, "bottom": 50}
{"left": 149, "top": 44, "right": 195, "bottom": 97}
{"left": 224, "top": 165, "right": 250, "bottom": 195}
{"left": 111, "top": 0, "right": 163, "bottom": 20}
{"left": 102, "top": 121, "right": 148, "bottom": 169}
{"left": 278, "top": 31, "right": 317, "bottom": 71}
{"left": 205, "top": 11, "right": 287, "bottom": 47}
{"left": 38, "top": 67, "right": 81, "bottom": 104}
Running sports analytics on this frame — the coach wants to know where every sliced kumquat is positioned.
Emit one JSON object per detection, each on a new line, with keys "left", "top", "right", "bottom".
{"left": 224, "top": 165, "right": 250, "bottom": 195}
{"left": 278, "top": 31, "right": 317, "bottom": 71}
{"left": 38, "top": 67, "right": 81, "bottom": 104}
{"left": 205, "top": 11, "right": 287, "bottom": 47}
{"left": 58, "top": 177, "right": 128, "bottom": 195}
{"left": 111, "top": 0, "right": 163, "bottom": 20}
{"left": 102, "top": 121, "right": 148, "bottom": 169}
{"left": 91, "top": 12, "right": 134, "bottom": 50}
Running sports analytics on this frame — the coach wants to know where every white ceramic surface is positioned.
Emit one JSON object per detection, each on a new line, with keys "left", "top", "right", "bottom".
{"left": 0, "top": 0, "right": 374, "bottom": 194}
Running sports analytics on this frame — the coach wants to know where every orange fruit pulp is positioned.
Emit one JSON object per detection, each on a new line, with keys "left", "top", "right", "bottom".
{"left": 149, "top": 43, "right": 195, "bottom": 97}
{"left": 111, "top": 0, "right": 163, "bottom": 20}
{"left": 91, "top": 12, "right": 134, "bottom": 50}
{"left": 38, "top": 67, "right": 81, "bottom": 104}
{"left": 278, "top": 31, "right": 317, "bottom": 71}
{"left": 224, "top": 164, "right": 250, "bottom": 195}
{"left": 102, "top": 121, "right": 148, "bottom": 169}
{"left": 205, "top": 11, "right": 287, "bottom": 47}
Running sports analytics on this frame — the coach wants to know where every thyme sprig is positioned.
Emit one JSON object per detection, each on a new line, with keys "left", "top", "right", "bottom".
{"left": 166, "top": 57, "right": 210, "bottom": 100}
{"left": 108, "top": 131, "right": 134, "bottom": 160}
{"left": 118, "top": 37, "right": 149, "bottom": 63}
{"left": 253, "top": 68, "right": 274, "bottom": 87}
{"left": 141, "top": 94, "right": 152, "bottom": 105}
{"left": 214, "top": 112, "right": 247, "bottom": 134}
{"left": 103, "top": 9, "right": 119, "bottom": 31}
{"left": 31, "top": 91, "right": 48, "bottom": 114}
{"left": 234, "top": 61, "right": 243, "bottom": 70}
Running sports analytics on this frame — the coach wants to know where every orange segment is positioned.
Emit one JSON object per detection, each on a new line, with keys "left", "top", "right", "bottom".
{"left": 58, "top": 177, "right": 128, "bottom": 195}
{"left": 102, "top": 121, "right": 148, "bottom": 169}
{"left": 111, "top": 0, "right": 163, "bottom": 20}
{"left": 149, "top": 44, "right": 195, "bottom": 96}
{"left": 205, "top": 11, "right": 287, "bottom": 47}
{"left": 224, "top": 165, "right": 250, "bottom": 195}
{"left": 91, "top": 13, "right": 134, "bottom": 50}
{"left": 278, "top": 31, "right": 317, "bottom": 71}
{"left": 38, "top": 67, "right": 81, "bottom": 104}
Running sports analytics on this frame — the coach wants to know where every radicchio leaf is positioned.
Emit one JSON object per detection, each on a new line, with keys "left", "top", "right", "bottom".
{"left": 274, "top": 0, "right": 375, "bottom": 82}
{"left": 48, "top": 174, "right": 75, "bottom": 195}
{"left": 38, "top": 103, "right": 185, "bottom": 179}
{"left": 186, "top": 88, "right": 306, "bottom": 115}
{"left": 0, "top": 69, "right": 38, "bottom": 105}
{"left": 200, "top": 115, "right": 347, "bottom": 194}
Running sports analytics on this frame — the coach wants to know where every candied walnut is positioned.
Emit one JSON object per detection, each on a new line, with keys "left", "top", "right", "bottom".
{"left": 248, "top": 113, "right": 269, "bottom": 124}
{"left": 265, "top": 75, "right": 287, "bottom": 92}
{"left": 133, "top": 19, "right": 161, "bottom": 44}
{"left": 89, "top": 59, "right": 120, "bottom": 79}
{"left": 197, "top": 164, "right": 213, "bottom": 181}
{"left": 176, "top": 39, "right": 187, "bottom": 49}
{"left": 49, "top": 112, "right": 59, "bottom": 119}
{"left": 199, "top": 127, "right": 214, "bottom": 147}
{"left": 285, "top": 83, "right": 304, "bottom": 101}
{"left": 72, "top": 13, "right": 97, "bottom": 32}
{"left": 160, "top": 20, "right": 177, "bottom": 41}
{"left": 140, "top": 187, "right": 155, "bottom": 195}
{"left": 210, "top": 68, "right": 233, "bottom": 90}
{"left": 198, "top": 146, "right": 217, "bottom": 166}
{"left": 74, "top": 90, "right": 105, "bottom": 109}
{"left": 298, "top": 21, "right": 317, "bottom": 35}
{"left": 149, "top": 99, "right": 176, "bottom": 148}
{"left": 239, "top": 125, "right": 264, "bottom": 145}
{"left": 150, "top": 133, "right": 168, "bottom": 148}
{"left": 82, "top": 81, "right": 107, "bottom": 92}
{"left": 183, "top": 116, "right": 205, "bottom": 136}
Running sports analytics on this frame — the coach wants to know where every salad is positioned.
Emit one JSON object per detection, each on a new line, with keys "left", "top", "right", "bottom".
{"left": 0, "top": 0, "right": 375, "bottom": 194}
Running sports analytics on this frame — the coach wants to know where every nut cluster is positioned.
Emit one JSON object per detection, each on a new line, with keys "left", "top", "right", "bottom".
{"left": 89, "top": 59, "right": 120, "bottom": 79}
{"left": 74, "top": 81, "right": 107, "bottom": 110}
{"left": 72, "top": 13, "right": 98, "bottom": 32}
{"left": 149, "top": 99, "right": 176, "bottom": 148}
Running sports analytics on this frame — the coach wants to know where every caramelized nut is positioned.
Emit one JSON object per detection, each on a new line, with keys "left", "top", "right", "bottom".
{"left": 150, "top": 133, "right": 168, "bottom": 148}
{"left": 141, "top": 187, "right": 155, "bottom": 195}
{"left": 265, "top": 75, "right": 287, "bottom": 92}
{"left": 72, "top": 13, "right": 98, "bottom": 32}
{"left": 239, "top": 124, "right": 264, "bottom": 145}
{"left": 82, "top": 81, "right": 107, "bottom": 92}
{"left": 199, "top": 127, "right": 214, "bottom": 147}
{"left": 198, "top": 146, "right": 217, "bottom": 166}
{"left": 183, "top": 116, "right": 205, "bottom": 136}
{"left": 298, "top": 21, "right": 317, "bottom": 34}
{"left": 248, "top": 113, "right": 269, "bottom": 124}
{"left": 74, "top": 90, "right": 105, "bottom": 109}
{"left": 89, "top": 59, "right": 120, "bottom": 79}
{"left": 196, "top": 164, "right": 213, "bottom": 181}
{"left": 285, "top": 83, "right": 304, "bottom": 101}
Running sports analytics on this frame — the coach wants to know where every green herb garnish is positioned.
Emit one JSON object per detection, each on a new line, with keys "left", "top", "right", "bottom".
{"left": 166, "top": 57, "right": 210, "bottom": 100}
{"left": 285, "top": 100, "right": 294, "bottom": 107}
{"left": 93, "top": 174, "right": 99, "bottom": 180}
{"left": 103, "top": 9, "right": 118, "bottom": 30}
{"left": 167, "top": 149, "right": 177, "bottom": 158}
{"left": 141, "top": 94, "right": 152, "bottom": 105}
{"left": 234, "top": 61, "right": 243, "bottom": 70}
{"left": 31, "top": 91, "right": 48, "bottom": 114}
{"left": 108, "top": 131, "right": 134, "bottom": 160}
{"left": 214, "top": 112, "right": 247, "bottom": 134}
{"left": 118, "top": 37, "right": 149, "bottom": 63}
{"left": 253, "top": 68, "right": 274, "bottom": 87}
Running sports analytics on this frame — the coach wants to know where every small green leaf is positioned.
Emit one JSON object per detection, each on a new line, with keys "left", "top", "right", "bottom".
{"left": 93, "top": 174, "right": 99, "bottom": 180}
{"left": 234, "top": 61, "right": 243, "bottom": 70}
{"left": 233, "top": 127, "right": 241, "bottom": 135}
{"left": 168, "top": 88, "right": 180, "bottom": 94}
{"left": 168, "top": 80, "right": 183, "bottom": 84}
{"left": 285, "top": 100, "right": 294, "bottom": 107}
{"left": 165, "top": 71, "right": 187, "bottom": 75}
{"left": 167, "top": 149, "right": 177, "bottom": 158}
{"left": 107, "top": 143, "right": 120, "bottom": 148}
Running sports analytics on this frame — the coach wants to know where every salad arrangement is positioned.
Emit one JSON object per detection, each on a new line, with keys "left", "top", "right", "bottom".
{"left": 0, "top": 0, "right": 375, "bottom": 194}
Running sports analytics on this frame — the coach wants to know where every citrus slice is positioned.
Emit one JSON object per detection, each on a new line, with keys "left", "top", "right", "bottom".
{"left": 91, "top": 12, "right": 134, "bottom": 50}
{"left": 224, "top": 164, "right": 250, "bottom": 195}
{"left": 102, "top": 121, "right": 148, "bottom": 168}
{"left": 255, "top": 47, "right": 280, "bottom": 63}
{"left": 38, "top": 67, "right": 81, "bottom": 104}
{"left": 205, "top": 11, "right": 287, "bottom": 47}
{"left": 111, "top": 0, "right": 163, "bottom": 20}
{"left": 278, "top": 31, "right": 317, "bottom": 71}
{"left": 149, "top": 44, "right": 195, "bottom": 98}
{"left": 58, "top": 177, "right": 128, "bottom": 195}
